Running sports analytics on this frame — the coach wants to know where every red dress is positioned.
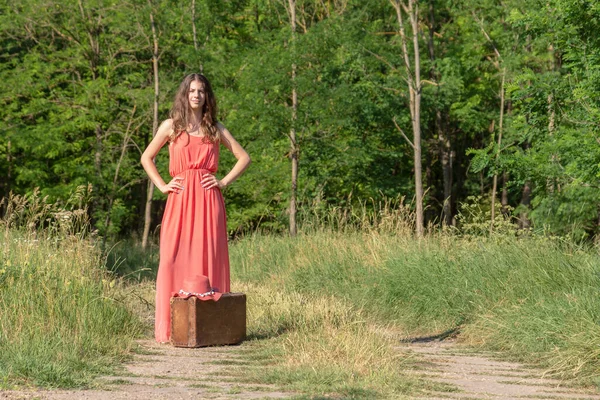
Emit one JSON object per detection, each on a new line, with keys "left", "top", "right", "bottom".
{"left": 155, "top": 132, "right": 230, "bottom": 342}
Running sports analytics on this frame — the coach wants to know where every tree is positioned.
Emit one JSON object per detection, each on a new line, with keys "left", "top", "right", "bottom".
{"left": 472, "top": 11, "right": 507, "bottom": 231}
{"left": 141, "top": 0, "right": 160, "bottom": 249}
{"left": 390, "top": 0, "right": 424, "bottom": 237}
{"left": 285, "top": 0, "right": 299, "bottom": 236}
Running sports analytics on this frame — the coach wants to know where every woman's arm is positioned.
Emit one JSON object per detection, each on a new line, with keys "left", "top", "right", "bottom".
{"left": 201, "top": 123, "right": 251, "bottom": 190}
{"left": 141, "top": 119, "right": 184, "bottom": 194}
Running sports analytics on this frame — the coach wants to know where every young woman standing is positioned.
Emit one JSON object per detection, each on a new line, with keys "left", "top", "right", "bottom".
{"left": 141, "top": 73, "right": 251, "bottom": 343}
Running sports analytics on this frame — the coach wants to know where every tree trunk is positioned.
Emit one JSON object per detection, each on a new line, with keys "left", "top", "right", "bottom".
{"left": 103, "top": 106, "right": 136, "bottom": 249}
{"left": 142, "top": 2, "right": 160, "bottom": 249}
{"left": 547, "top": 92, "right": 556, "bottom": 193}
{"left": 95, "top": 126, "right": 102, "bottom": 178}
{"left": 288, "top": 0, "right": 298, "bottom": 237}
{"left": 501, "top": 101, "right": 512, "bottom": 217}
{"left": 6, "top": 139, "right": 11, "bottom": 195}
{"left": 441, "top": 138, "right": 452, "bottom": 225}
{"left": 191, "top": 0, "right": 202, "bottom": 72}
{"left": 410, "top": 0, "right": 423, "bottom": 237}
{"left": 490, "top": 67, "right": 506, "bottom": 232}
{"left": 424, "top": 146, "right": 434, "bottom": 224}
{"left": 501, "top": 171, "right": 508, "bottom": 216}
{"left": 519, "top": 180, "right": 531, "bottom": 229}
{"left": 479, "top": 171, "right": 484, "bottom": 195}
{"left": 92, "top": 125, "right": 103, "bottom": 223}
{"left": 595, "top": 205, "right": 600, "bottom": 246}
{"left": 192, "top": 0, "right": 198, "bottom": 51}
{"left": 519, "top": 37, "right": 533, "bottom": 231}
{"left": 391, "top": 0, "right": 424, "bottom": 237}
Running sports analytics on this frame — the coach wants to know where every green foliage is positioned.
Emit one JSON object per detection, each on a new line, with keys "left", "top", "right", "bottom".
{"left": 502, "top": 0, "right": 600, "bottom": 238}
{"left": 455, "top": 195, "right": 517, "bottom": 237}
{"left": 1, "top": 0, "right": 600, "bottom": 239}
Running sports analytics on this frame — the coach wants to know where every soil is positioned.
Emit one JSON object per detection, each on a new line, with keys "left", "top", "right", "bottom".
{"left": 2, "top": 339, "right": 600, "bottom": 399}
{"left": 403, "top": 340, "right": 600, "bottom": 400}
{"left": 0, "top": 340, "right": 295, "bottom": 400}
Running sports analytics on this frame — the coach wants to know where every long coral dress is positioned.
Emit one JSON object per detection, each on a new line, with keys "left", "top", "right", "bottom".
{"left": 155, "top": 131, "right": 230, "bottom": 342}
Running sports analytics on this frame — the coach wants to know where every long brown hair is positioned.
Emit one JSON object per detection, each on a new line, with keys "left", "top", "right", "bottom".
{"left": 169, "top": 73, "right": 219, "bottom": 142}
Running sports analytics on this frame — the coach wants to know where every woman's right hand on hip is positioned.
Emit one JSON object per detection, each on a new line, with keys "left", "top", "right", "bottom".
{"left": 160, "top": 177, "right": 185, "bottom": 194}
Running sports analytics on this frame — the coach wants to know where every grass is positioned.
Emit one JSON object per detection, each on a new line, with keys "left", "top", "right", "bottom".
{"left": 0, "top": 189, "right": 144, "bottom": 388}
{"left": 229, "top": 281, "right": 441, "bottom": 398}
{"left": 229, "top": 229, "right": 600, "bottom": 388}
{"left": 115, "top": 266, "right": 439, "bottom": 397}
{"left": 107, "top": 197, "right": 600, "bottom": 396}
{"left": 3, "top": 189, "right": 600, "bottom": 397}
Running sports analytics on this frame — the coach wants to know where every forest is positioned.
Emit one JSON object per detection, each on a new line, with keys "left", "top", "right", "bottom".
{"left": 1, "top": 0, "right": 599, "bottom": 241}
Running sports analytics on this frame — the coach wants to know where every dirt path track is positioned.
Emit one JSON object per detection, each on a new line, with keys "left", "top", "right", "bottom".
{"left": 405, "top": 341, "right": 600, "bottom": 400}
{"left": 2, "top": 339, "right": 600, "bottom": 399}
{"left": 0, "top": 340, "right": 293, "bottom": 400}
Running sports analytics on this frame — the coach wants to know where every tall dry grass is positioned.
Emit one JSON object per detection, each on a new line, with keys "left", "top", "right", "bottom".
{"left": 229, "top": 199, "right": 600, "bottom": 388}
{"left": 0, "top": 188, "right": 144, "bottom": 388}
{"left": 232, "top": 280, "right": 443, "bottom": 398}
{"left": 95, "top": 195, "right": 600, "bottom": 396}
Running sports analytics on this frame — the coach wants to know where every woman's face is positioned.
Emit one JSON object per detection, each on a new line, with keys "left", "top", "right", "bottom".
{"left": 188, "top": 80, "right": 206, "bottom": 111}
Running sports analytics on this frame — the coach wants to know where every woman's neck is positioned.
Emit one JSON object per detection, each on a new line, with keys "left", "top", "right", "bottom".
{"left": 188, "top": 110, "right": 203, "bottom": 127}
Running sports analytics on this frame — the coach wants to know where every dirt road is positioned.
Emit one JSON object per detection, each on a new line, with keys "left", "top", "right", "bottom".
{"left": 2, "top": 339, "right": 600, "bottom": 399}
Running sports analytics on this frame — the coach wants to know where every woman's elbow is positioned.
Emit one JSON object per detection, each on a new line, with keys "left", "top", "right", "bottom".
{"left": 140, "top": 153, "right": 152, "bottom": 168}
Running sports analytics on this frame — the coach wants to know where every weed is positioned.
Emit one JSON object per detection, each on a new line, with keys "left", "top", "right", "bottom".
{"left": 0, "top": 189, "right": 144, "bottom": 388}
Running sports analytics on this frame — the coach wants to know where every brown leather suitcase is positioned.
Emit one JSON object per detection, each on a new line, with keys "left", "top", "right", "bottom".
{"left": 170, "top": 292, "right": 246, "bottom": 347}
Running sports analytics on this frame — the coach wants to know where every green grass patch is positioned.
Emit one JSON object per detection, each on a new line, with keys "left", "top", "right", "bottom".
{"left": 0, "top": 229, "right": 144, "bottom": 388}
{"left": 230, "top": 231, "right": 600, "bottom": 386}
{"left": 107, "top": 226, "right": 600, "bottom": 396}
{"left": 11, "top": 189, "right": 594, "bottom": 396}
{"left": 0, "top": 190, "right": 144, "bottom": 389}
{"left": 224, "top": 278, "right": 450, "bottom": 398}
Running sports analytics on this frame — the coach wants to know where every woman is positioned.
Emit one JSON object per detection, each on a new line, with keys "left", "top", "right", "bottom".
{"left": 141, "top": 73, "right": 251, "bottom": 343}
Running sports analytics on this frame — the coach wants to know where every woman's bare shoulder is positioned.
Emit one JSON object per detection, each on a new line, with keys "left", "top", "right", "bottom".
{"left": 216, "top": 122, "right": 233, "bottom": 137}
{"left": 156, "top": 119, "right": 175, "bottom": 138}
{"left": 160, "top": 118, "right": 174, "bottom": 130}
